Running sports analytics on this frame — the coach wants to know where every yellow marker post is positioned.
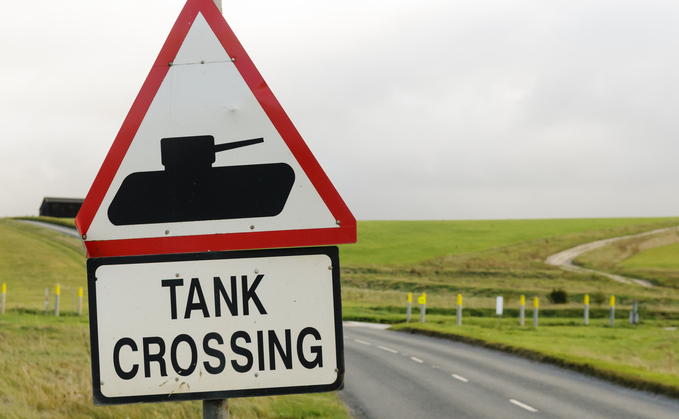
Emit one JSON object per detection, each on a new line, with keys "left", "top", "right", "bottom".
{"left": 456, "top": 294, "right": 462, "bottom": 326}
{"left": 54, "top": 284, "right": 61, "bottom": 317}
{"left": 533, "top": 297, "right": 539, "bottom": 327}
{"left": 78, "top": 287, "right": 83, "bottom": 316}
{"left": 1, "top": 283, "right": 6, "bottom": 315}
{"left": 609, "top": 295, "right": 615, "bottom": 327}
{"left": 419, "top": 293, "right": 426, "bottom": 323}
{"left": 584, "top": 294, "right": 590, "bottom": 325}
{"left": 519, "top": 295, "right": 525, "bottom": 326}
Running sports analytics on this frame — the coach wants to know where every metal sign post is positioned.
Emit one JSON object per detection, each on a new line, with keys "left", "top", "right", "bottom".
{"left": 456, "top": 294, "right": 462, "bottom": 326}
{"left": 533, "top": 297, "right": 539, "bottom": 327}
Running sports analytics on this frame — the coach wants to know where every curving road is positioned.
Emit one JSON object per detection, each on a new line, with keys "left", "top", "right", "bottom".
{"left": 340, "top": 322, "right": 679, "bottom": 419}
{"left": 17, "top": 219, "right": 82, "bottom": 239}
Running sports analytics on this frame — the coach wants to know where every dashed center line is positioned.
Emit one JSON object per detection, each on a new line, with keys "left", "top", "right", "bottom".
{"left": 349, "top": 337, "right": 471, "bottom": 386}
{"left": 509, "top": 399, "right": 538, "bottom": 412}
{"left": 378, "top": 345, "right": 398, "bottom": 354}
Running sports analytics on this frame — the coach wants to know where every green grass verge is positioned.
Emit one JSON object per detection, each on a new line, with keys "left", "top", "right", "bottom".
{"left": 391, "top": 318, "right": 679, "bottom": 398}
{"left": 0, "top": 219, "right": 87, "bottom": 313}
{"left": 0, "top": 313, "right": 349, "bottom": 419}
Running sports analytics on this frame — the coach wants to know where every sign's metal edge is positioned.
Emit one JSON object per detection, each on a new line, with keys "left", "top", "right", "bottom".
{"left": 87, "top": 246, "right": 344, "bottom": 405}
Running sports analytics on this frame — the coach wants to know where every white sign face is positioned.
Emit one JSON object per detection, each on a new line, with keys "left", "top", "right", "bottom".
{"left": 85, "top": 13, "right": 337, "bottom": 242}
{"left": 496, "top": 296, "right": 503, "bottom": 315}
{"left": 87, "top": 247, "right": 343, "bottom": 405}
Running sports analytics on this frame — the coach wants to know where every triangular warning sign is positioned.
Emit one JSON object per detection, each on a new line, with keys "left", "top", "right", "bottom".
{"left": 76, "top": 0, "right": 356, "bottom": 258}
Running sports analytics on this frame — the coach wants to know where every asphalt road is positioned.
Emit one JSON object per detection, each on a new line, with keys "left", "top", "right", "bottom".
{"left": 17, "top": 219, "right": 82, "bottom": 239}
{"left": 339, "top": 322, "right": 679, "bottom": 419}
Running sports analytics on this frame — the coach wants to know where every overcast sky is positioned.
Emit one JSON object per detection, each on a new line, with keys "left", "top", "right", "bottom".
{"left": 2, "top": 0, "right": 679, "bottom": 220}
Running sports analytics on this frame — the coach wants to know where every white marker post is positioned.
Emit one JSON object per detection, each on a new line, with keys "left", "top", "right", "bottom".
{"left": 496, "top": 296, "right": 503, "bottom": 326}
{"left": 1, "top": 283, "right": 6, "bottom": 314}
{"left": 456, "top": 294, "right": 462, "bottom": 326}
{"left": 54, "top": 284, "right": 60, "bottom": 317}
{"left": 419, "top": 293, "right": 426, "bottom": 323}
{"left": 406, "top": 292, "right": 412, "bottom": 322}
{"left": 584, "top": 294, "right": 589, "bottom": 325}
{"left": 609, "top": 295, "right": 615, "bottom": 327}
{"left": 629, "top": 299, "right": 639, "bottom": 325}
{"left": 533, "top": 297, "right": 539, "bottom": 327}
{"left": 519, "top": 295, "right": 525, "bottom": 326}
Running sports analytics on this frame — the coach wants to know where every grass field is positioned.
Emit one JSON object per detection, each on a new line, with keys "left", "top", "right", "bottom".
{"left": 4, "top": 215, "right": 679, "bottom": 411}
{"left": 623, "top": 242, "right": 679, "bottom": 269}
{"left": 0, "top": 219, "right": 86, "bottom": 313}
{"left": 339, "top": 217, "right": 679, "bottom": 265}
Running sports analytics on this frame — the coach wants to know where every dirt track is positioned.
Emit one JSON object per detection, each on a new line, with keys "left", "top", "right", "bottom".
{"left": 545, "top": 226, "right": 679, "bottom": 287}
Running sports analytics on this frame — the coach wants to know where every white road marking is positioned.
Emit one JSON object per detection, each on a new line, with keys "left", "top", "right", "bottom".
{"left": 452, "top": 374, "right": 468, "bottom": 382}
{"left": 378, "top": 345, "right": 398, "bottom": 354}
{"left": 343, "top": 321, "right": 392, "bottom": 330}
{"left": 354, "top": 339, "right": 371, "bottom": 346}
{"left": 509, "top": 399, "right": 538, "bottom": 412}
{"left": 410, "top": 357, "right": 424, "bottom": 363}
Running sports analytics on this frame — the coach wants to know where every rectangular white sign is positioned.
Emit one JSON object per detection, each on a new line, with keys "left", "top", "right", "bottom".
{"left": 87, "top": 247, "right": 343, "bottom": 405}
{"left": 496, "top": 296, "right": 503, "bottom": 315}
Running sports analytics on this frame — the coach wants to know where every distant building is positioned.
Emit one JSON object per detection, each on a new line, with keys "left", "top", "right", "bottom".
{"left": 39, "top": 197, "right": 84, "bottom": 218}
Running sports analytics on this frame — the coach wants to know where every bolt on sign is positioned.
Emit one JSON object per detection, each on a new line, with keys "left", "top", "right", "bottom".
{"left": 77, "top": 0, "right": 355, "bottom": 405}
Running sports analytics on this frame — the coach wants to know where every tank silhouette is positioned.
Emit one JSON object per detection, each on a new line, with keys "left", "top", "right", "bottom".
{"left": 107, "top": 135, "right": 295, "bottom": 225}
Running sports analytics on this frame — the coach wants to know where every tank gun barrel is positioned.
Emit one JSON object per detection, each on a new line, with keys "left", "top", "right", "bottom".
{"left": 214, "top": 137, "right": 263, "bottom": 153}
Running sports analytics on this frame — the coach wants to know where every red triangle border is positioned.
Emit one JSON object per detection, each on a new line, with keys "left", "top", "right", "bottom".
{"left": 75, "top": 0, "right": 356, "bottom": 257}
